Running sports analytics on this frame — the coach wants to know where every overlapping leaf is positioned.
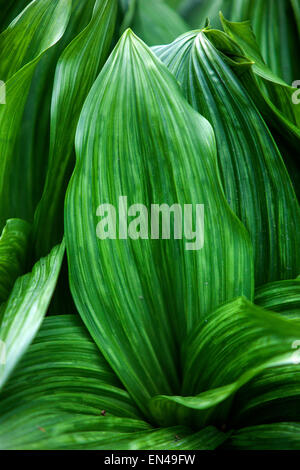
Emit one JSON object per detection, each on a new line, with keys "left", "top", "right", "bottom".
{"left": 150, "top": 297, "right": 300, "bottom": 427}
{"left": 0, "top": 0, "right": 72, "bottom": 228}
{"left": 0, "top": 242, "right": 64, "bottom": 388}
{"left": 255, "top": 278, "right": 300, "bottom": 319}
{"left": 179, "top": 0, "right": 300, "bottom": 85}
{"left": 65, "top": 29, "right": 253, "bottom": 418}
{"left": 225, "top": 423, "right": 300, "bottom": 450}
{"left": 0, "top": 315, "right": 225, "bottom": 450}
{"left": 33, "top": 0, "right": 118, "bottom": 258}
{"left": 155, "top": 29, "right": 300, "bottom": 285}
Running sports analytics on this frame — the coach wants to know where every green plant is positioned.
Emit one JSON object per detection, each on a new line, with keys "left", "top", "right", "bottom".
{"left": 0, "top": 0, "right": 299, "bottom": 450}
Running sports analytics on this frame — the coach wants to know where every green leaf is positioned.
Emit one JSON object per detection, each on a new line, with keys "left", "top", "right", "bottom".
{"left": 0, "top": 314, "right": 142, "bottom": 418}
{"left": 116, "top": 425, "right": 227, "bottom": 450}
{"left": 220, "top": 14, "right": 300, "bottom": 131}
{"left": 33, "top": 0, "right": 118, "bottom": 259}
{"left": 150, "top": 297, "right": 300, "bottom": 427}
{"left": 0, "top": 314, "right": 155, "bottom": 450}
{"left": 0, "top": 317, "right": 225, "bottom": 449}
{"left": 255, "top": 278, "right": 300, "bottom": 319}
{"left": 0, "top": 0, "right": 72, "bottom": 228}
{"left": 130, "top": 0, "right": 189, "bottom": 46}
{"left": 291, "top": 0, "right": 300, "bottom": 36}
{"left": 242, "top": 0, "right": 300, "bottom": 85}
{"left": 0, "top": 0, "right": 31, "bottom": 32}
{"left": 225, "top": 423, "right": 300, "bottom": 450}
{"left": 65, "top": 29, "right": 253, "bottom": 418}
{"left": 0, "top": 219, "right": 31, "bottom": 303}
{"left": 154, "top": 30, "right": 300, "bottom": 285}
{"left": 0, "top": 242, "right": 64, "bottom": 388}
{"left": 230, "top": 364, "right": 300, "bottom": 427}
{"left": 5, "top": 1, "right": 99, "bottom": 243}
{"left": 181, "top": 0, "right": 300, "bottom": 84}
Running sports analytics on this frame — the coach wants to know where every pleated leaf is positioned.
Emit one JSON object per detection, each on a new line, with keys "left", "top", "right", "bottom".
{"left": 0, "top": 0, "right": 72, "bottom": 228}
{"left": 225, "top": 423, "right": 300, "bottom": 450}
{"left": 255, "top": 278, "right": 300, "bottom": 319}
{"left": 220, "top": 15, "right": 300, "bottom": 131}
{"left": 0, "top": 315, "right": 225, "bottom": 450}
{"left": 150, "top": 297, "right": 300, "bottom": 427}
{"left": 180, "top": 0, "right": 300, "bottom": 84}
{"left": 154, "top": 29, "right": 300, "bottom": 285}
{"left": 33, "top": 0, "right": 118, "bottom": 259}
{"left": 230, "top": 364, "right": 300, "bottom": 427}
{"left": 65, "top": 29, "right": 253, "bottom": 418}
{"left": 0, "top": 242, "right": 64, "bottom": 388}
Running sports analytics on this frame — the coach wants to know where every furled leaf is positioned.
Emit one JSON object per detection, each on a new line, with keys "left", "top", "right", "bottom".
{"left": 0, "top": 242, "right": 64, "bottom": 388}
{"left": 180, "top": 0, "right": 300, "bottom": 84}
{"left": 241, "top": 0, "right": 300, "bottom": 85}
{"left": 33, "top": 0, "right": 118, "bottom": 259}
{"left": 150, "top": 297, "right": 300, "bottom": 427}
{"left": 154, "top": 29, "right": 300, "bottom": 285}
{"left": 0, "top": 0, "right": 72, "bottom": 228}
{"left": 0, "top": 219, "right": 31, "bottom": 303}
{"left": 65, "top": 29, "right": 253, "bottom": 418}
{"left": 220, "top": 15, "right": 300, "bottom": 131}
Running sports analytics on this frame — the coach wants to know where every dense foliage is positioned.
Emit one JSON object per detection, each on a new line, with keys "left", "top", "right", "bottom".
{"left": 0, "top": 0, "right": 299, "bottom": 450}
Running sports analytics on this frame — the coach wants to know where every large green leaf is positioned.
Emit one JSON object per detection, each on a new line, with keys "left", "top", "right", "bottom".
{"left": 33, "top": 0, "right": 118, "bottom": 259}
{"left": 154, "top": 29, "right": 300, "bottom": 285}
{"left": 225, "top": 423, "right": 300, "bottom": 450}
{"left": 0, "top": 0, "right": 72, "bottom": 228}
{"left": 150, "top": 297, "right": 300, "bottom": 427}
{"left": 0, "top": 314, "right": 142, "bottom": 419}
{"left": 0, "top": 315, "right": 226, "bottom": 450}
{"left": 65, "top": 29, "right": 253, "bottom": 418}
{"left": 292, "top": 0, "right": 300, "bottom": 35}
{"left": 5, "top": 1, "right": 99, "bottom": 242}
{"left": 0, "top": 242, "right": 64, "bottom": 388}
{"left": 0, "top": 219, "right": 31, "bottom": 303}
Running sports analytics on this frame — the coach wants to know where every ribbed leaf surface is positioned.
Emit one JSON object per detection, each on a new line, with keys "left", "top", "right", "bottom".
{"left": 0, "top": 0, "right": 72, "bottom": 228}
{"left": 155, "top": 30, "right": 300, "bottom": 285}
{"left": 33, "top": 0, "right": 118, "bottom": 258}
{"left": 65, "top": 29, "right": 253, "bottom": 418}
{"left": 150, "top": 297, "right": 300, "bottom": 427}
{"left": 0, "top": 243, "right": 64, "bottom": 388}
{"left": 0, "top": 219, "right": 31, "bottom": 303}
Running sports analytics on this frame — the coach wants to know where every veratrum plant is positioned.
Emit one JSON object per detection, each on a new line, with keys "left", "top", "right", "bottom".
{"left": 65, "top": 29, "right": 253, "bottom": 417}
{"left": 0, "top": 0, "right": 299, "bottom": 452}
